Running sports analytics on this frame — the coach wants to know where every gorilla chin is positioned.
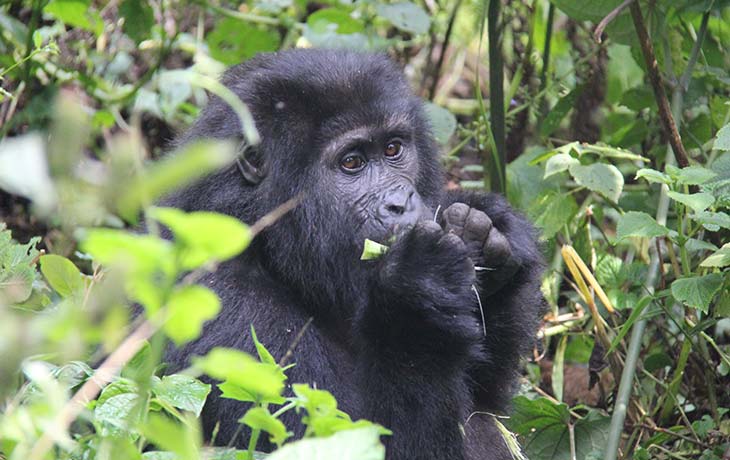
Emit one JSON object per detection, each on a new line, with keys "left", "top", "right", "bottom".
{"left": 161, "top": 49, "right": 545, "bottom": 460}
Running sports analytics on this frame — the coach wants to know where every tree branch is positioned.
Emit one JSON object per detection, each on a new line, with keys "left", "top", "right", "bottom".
{"left": 629, "top": 2, "right": 690, "bottom": 168}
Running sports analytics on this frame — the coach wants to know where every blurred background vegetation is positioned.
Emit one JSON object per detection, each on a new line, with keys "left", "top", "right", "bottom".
{"left": 1, "top": 0, "right": 730, "bottom": 459}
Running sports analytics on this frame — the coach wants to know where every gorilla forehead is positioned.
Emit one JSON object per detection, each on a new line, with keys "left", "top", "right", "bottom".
{"left": 234, "top": 49, "right": 420, "bottom": 136}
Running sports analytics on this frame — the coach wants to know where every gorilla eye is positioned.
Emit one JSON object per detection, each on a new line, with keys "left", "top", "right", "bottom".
{"left": 340, "top": 154, "right": 366, "bottom": 172}
{"left": 384, "top": 141, "right": 403, "bottom": 158}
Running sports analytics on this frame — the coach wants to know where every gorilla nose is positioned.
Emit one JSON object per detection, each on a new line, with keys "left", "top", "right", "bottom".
{"left": 378, "top": 187, "right": 423, "bottom": 224}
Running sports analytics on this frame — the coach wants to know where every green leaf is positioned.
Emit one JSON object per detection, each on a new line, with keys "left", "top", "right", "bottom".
{"left": 544, "top": 153, "right": 579, "bottom": 179}
{"left": 690, "top": 211, "right": 730, "bottom": 231}
{"left": 0, "top": 227, "right": 42, "bottom": 304}
{"left": 675, "top": 165, "right": 717, "bottom": 185}
{"left": 532, "top": 192, "right": 578, "bottom": 239}
{"left": 423, "top": 102, "right": 457, "bottom": 145}
{"left": 44, "top": 0, "right": 103, "bottom": 35}
{"left": 194, "top": 348, "right": 285, "bottom": 401}
{"left": 119, "top": 0, "right": 154, "bottom": 43}
{"left": 80, "top": 229, "right": 176, "bottom": 313}
{"left": 164, "top": 285, "right": 221, "bottom": 345}
{"left": 375, "top": 2, "right": 431, "bottom": 35}
{"left": 291, "top": 384, "right": 389, "bottom": 438}
{"left": 616, "top": 211, "right": 670, "bottom": 240}
{"left": 540, "top": 86, "right": 584, "bottom": 137}
{"left": 266, "top": 426, "right": 386, "bottom": 460}
{"left": 94, "top": 393, "right": 140, "bottom": 435}
{"left": 361, "top": 239, "right": 389, "bottom": 260}
{"left": 152, "top": 374, "right": 211, "bottom": 417}
{"left": 116, "top": 140, "right": 237, "bottom": 222}
{"left": 140, "top": 414, "right": 199, "bottom": 460}
{"left": 240, "top": 407, "right": 291, "bottom": 446}
{"left": 714, "top": 122, "right": 730, "bottom": 151}
{"left": 307, "top": 9, "right": 364, "bottom": 34}
{"left": 568, "top": 163, "right": 624, "bottom": 203}
{"left": 700, "top": 243, "right": 730, "bottom": 268}
{"left": 32, "top": 30, "right": 42, "bottom": 48}
{"left": 39, "top": 254, "right": 84, "bottom": 298}
{"left": 149, "top": 207, "right": 251, "bottom": 270}
{"left": 206, "top": 18, "right": 279, "bottom": 65}
{"left": 671, "top": 274, "right": 724, "bottom": 313}
{"left": 635, "top": 168, "right": 672, "bottom": 185}
{"left": 550, "top": 0, "right": 623, "bottom": 22}
{"left": 507, "top": 397, "right": 610, "bottom": 460}
{"left": 251, "top": 325, "right": 277, "bottom": 365}
{"left": 667, "top": 191, "right": 715, "bottom": 213}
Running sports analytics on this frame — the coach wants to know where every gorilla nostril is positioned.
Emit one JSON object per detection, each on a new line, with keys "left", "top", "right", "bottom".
{"left": 386, "top": 204, "right": 406, "bottom": 215}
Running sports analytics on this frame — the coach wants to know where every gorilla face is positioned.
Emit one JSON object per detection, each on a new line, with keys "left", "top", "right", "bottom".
{"left": 321, "top": 122, "right": 431, "bottom": 243}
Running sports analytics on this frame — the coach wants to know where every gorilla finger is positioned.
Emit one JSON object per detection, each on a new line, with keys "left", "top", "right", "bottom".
{"left": 438, "top": 232, "right": 467, "bottom": 252}
{"left": 441, "top": 203, "right": 469, "bottom": 235}
{"left": 482, "top": 229, "right": 512, "bottom": 266}
{"left": 463, "top": 208, "right": 492, "bottom": 244}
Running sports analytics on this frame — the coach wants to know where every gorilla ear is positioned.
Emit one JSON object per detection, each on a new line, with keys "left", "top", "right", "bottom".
{"left": 235, "top": 141, "right": 266, "bottom": 185}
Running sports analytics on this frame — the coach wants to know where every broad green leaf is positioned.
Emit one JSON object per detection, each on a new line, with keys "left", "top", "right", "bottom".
{"left": 690, "top": 211, "right": 730, "bottom": 231}
{"left": 667, "top": 191, "right": 715, "bottom": 213}
{"left": 97, "top": 378, "right": 138, "bottom": 406}
{"left": 675, "top": 165, "right": 717, "bottom": 185}
{"left": 94, "top": 393, "right": 140, "bottom": 435}
{"left": 423, "top": 102, "right": 457, "bottom": 145}
{"left": 194, "top": 348, "right": 285, "bottom": 401}
{"left": 152, "top": 374, "right": 211, "bottom": 417}
{"left": 119, "top": 0, "right": 154, "bottom": 43}
{"left": 550, "top": 0, "right": 622, "bottom": 21}
{"left": 507, "top": 397, "right": 610, "bottom": 460}
{"left": 616, "top": 211, "right": 670, "bottom": 240}
{"left": 207, "top": 18, "right": 279, "bottom": 65}
{"left": 140, "top": 414, "right": 199, "bottom": 460}
{"left": 635, "top": 168, "right": 672, "bottom": 185}
{"left": 671, "top": 274, "right": 724, "bottom": 313}
{"left": 80, "top": 229, "right": 176, "bottom": 312}
{"left": 568, "top": 163, "right": 624, "bottom": 203}
{"left": 361, "top": 239, "right": 389, "bottom": 260}
{"left": 544, "top": 153, "right": 579, "bottom": 179}
{"left": 44, "top": 0, "right": 103, "bottom": 35}
{"left": 163, "top": 285, "right": 221, "bottom": 345}
{"left": 240, "top": 407, "right": 291, "bottom": 446}
{"left": 714, "top": 122, "right": 730, "bottom": 151}
{"left": 700, "top": 243, "right": 730, "bottom": 268}
{"left": 307, "top": 9, "right": 364, "bottom": 34}
{"left": 375, "top": 2, "right": 430, "bottom": 35}
{"left": 149, "top": 207, "right": 251, "bottom": 269}
{"left": 39, "top": 254, "right": 84, "bottom": 298}
{"left": 540, "top": 86, "right": 584, "bottom": 137}
{"left": 532, "top": 192, "right": 578, "bottom": 239}
{"left": 267, "top": 426, "right": 386, "bottom": 460}
{"left": 116, "top": 140, "right": 237, "bottom": 222}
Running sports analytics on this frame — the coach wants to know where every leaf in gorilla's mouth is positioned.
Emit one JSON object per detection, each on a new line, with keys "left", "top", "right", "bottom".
{"left": 360, "top": 239, "right": 389, "bottom": 260}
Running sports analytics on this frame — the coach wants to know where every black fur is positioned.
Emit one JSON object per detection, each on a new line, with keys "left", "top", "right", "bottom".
{"left": 161, "top": 49, "right": 544, "bottom": 460}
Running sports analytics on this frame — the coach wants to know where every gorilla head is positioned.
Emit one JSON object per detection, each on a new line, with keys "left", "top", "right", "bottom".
{"left": 163, "top": 49, "right": 544, "bottom": 460}
{"left": 172, "top": 50, "right": 443, "bottom": 309}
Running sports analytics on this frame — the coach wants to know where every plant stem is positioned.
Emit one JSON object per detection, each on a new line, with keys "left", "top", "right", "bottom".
{"left": 487, "top": 0, "right": 505, "bottom": 193}
{"left": 629, "top": 2, "right": 690, "bottom": 168}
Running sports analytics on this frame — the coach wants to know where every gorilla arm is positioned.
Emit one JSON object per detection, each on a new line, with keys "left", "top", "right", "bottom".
{"left": 439, "top": 190, "right": 545, "bottom": 412}
{"left": 353, "top": 221, "right": 486, "bottom": 460}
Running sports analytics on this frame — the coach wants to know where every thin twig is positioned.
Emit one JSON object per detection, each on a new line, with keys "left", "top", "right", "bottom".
{"left": 278, "top": 317, "right": 314, "bottom": 367}
{"left": 249, "top": 194, "right": 303, "bottom": 238}
{"left": 594, "top": 0, "right": 636, "bottom": 43}
{"left": 629, "top": 2, "right": 690, "bottom": 168}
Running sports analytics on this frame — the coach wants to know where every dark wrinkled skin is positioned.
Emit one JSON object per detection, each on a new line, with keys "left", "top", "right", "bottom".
{"left": 160, "top": 49, "right": 544, "bottom": 460}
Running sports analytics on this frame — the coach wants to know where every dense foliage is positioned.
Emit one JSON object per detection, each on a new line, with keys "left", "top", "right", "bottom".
{"left": 1, "top": 0, "right": 729, "bottom": 459}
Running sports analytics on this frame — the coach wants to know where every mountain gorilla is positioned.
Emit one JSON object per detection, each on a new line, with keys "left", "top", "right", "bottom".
{"left": 162, "top": 49, "right": 544, "bottom": 460}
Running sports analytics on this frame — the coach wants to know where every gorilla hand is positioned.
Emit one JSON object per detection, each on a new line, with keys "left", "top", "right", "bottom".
{"left": 440, "top": 203, "right": 520, "bottom": 296}
{"left": 362, "top": 220, "right": 483, "bottom": 354}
